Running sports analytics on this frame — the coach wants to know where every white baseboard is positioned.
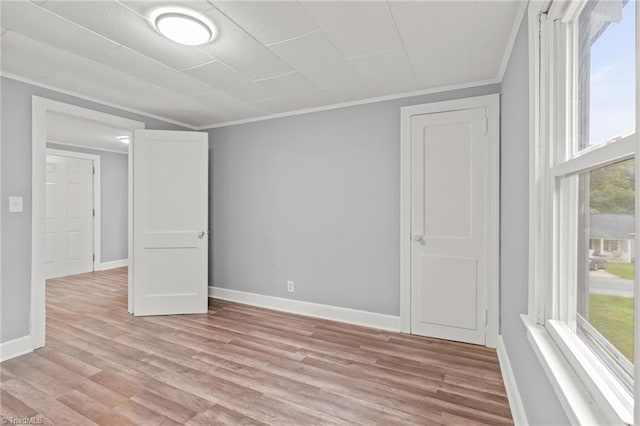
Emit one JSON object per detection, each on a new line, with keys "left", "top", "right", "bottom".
{"left": 497, "top": 334, "right": 529, "bottom": 425}
{"left": 208, "top": 286, "right": 401, "bottom": 332}
{"left": 0, "top": 335, "right": 33, "bottom": 362}
{"left": 98, "top": 259, "right": 128, "bottom": 271}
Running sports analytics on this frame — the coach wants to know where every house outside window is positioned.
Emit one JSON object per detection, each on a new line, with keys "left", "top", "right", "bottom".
{"left": 591, "top": 213, "right": 634, "bottom": 261}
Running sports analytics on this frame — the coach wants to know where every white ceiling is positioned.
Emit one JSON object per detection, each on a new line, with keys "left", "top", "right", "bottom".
{"left": 1, "top": 1, "right": 523, "bottom": 129}
{"left": 47, "top": 112, "right": 132, "bottom": 153}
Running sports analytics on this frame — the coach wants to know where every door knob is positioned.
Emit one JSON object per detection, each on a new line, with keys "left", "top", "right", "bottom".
{"left": 412, "top": 234, "right": 425, "bottom": 243}
{"left": 198, "top": 230, "right": 209, "bottom": 238}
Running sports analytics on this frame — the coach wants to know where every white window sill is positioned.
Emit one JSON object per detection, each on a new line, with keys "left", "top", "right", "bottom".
{"left": 521, "top": 314, "right": 632, "bottom": 425}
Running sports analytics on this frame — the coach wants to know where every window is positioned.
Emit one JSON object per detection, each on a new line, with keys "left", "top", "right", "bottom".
{"left": 528, "top": 0, "right": 638, "bottom": 422}
{"left": 602, "top": 239, "right": 621, "bottom": 253}
{"left": 577, "top": 159, "right": 634, "bottom": 392}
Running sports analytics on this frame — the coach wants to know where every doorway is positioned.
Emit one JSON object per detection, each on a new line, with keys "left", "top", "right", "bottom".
{"left": 31, "top": 97, "right": 145, "bottom": 349}
{"left": 45, "top": 149, "right": 100, "bottom": 279}
{"left": 399, "top": 94, "right": 500, "bottom": 348}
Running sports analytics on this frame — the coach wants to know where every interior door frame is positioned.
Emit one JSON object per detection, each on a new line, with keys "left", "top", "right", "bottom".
{"left": 399, "top": 93, "right": 500, "bottom": 348}
{"left": 45, "top": 148, "right": 102, "bottom": 277}
{"left": 31, "top": 96, "right": 144, "bottom": 349}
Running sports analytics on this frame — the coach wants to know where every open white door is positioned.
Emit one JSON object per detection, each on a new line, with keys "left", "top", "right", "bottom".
{"left": 131, "top": 130, "right": 208, "bottom": 316}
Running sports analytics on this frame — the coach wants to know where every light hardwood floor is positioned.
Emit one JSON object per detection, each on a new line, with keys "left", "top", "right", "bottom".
{"left": 1, "top": 268, "right": 513, "bottom": 425}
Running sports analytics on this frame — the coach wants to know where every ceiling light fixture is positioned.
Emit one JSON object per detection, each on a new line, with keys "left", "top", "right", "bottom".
{"left": 117, "top": 136, "right": 130, "bottom": 144}
{"left": 154, "top": 12, "right": 213, "bottom": 46}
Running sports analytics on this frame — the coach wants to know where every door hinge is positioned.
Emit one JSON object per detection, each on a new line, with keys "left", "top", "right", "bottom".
{"left": 92, "top": 254, "right": 95, "bottom": 262}
{"left": 92, "top": 208, "right": 95, "bottom": 217}
{"left": 92, "top": 166, "right": 95, "bottom": 175}
{"left": 484, "top": 115, "right": 489, "bottom": 134}
{"left": 484, "top": 309, "right": 488, "bottom": 325}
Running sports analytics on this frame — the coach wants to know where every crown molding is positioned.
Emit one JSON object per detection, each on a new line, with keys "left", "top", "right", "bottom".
{"left": 1, "top": 72, "right": 197, "bottom": 130}
{"left": 197, "top": 78, "right": 501, "bottom": 130}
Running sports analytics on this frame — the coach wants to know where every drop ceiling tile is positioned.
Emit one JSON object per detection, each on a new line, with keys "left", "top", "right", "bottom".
{"left": 301, "top": 1, "right": 402, "bottom": 59}
{"left": 391, "top": 1, "right": 475, "bottom": 88}
{"left": 250, "top": 92, "right": 332, "bottom": 115}
{"left": 200, "top": 106, "right": 265, "bottom": 124}
{"left": 212, "top": 1, "right": 318, "bottom": 45}
{"left": 193, "top": 88, "right": 267, "bottom": 117}
{"left": 184, "top": 61, "right": 277, "bottom": 102}
{"left": 193, "top": 91, "right": 267, "bottom": 123}
{"left": 46, "top": 71, "right": 140, "bottom": 108}
{"left": 93, "top": 46, "right": 213, "bottom": 97}
{"left": 3, "top": 30, "right": 140, "bottom": 96}
{"left": 1, "top": 31, "right": 62, "bottom": 80}
{"left": 199, "top": 7, "right": 292, "bottom": 80}
{"left": 470, "top": 1, "right": 520, "bottom": 81}
{"left": 46, "top": 71, "right": 137, "bottom": 107}
{"left": 40, "top": 0, "right": 213, "bottom": 70}
{"left": 110, "top": 81, "right": 208, "bottom": 121}
{"left": 49, "top": 57, "right": 141, "bottom": 92}
{"left": 349, "top": 49, "right": 418, "bottom": 96}
{"left": 321, "top": 82, "right": 372, "bottom": 104}
{"left": 121, "top": 1, "right": 214, "bottom": 17}
{"left": 388, "top": 1, "right": 416, "bottom": 8}
{"left": 267, "top": 31, "right": 360, "bottom": 90}
{"left": 1, "top": 0, "right": 119, "bottom": 58}
{"left": 255, "top": 71, "right": 320, "bottom": 98}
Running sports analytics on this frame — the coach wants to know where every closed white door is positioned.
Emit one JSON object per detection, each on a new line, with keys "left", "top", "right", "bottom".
{"left": 132, "top": 130, "right": 208, "bottom": 316}
{"left": 410, "top": 107, "right": 488, "bottom": 345}
{"left": 45, "top": 154, "right": 94, "bottom": 279}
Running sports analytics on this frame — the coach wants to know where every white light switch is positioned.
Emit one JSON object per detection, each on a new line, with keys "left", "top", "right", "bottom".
{"left": 9, "top": 196, "right": 23, "bottom": 213}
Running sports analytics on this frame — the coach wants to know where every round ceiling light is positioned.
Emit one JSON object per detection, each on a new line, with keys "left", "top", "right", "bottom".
{"left": 154, "top": 12, "right": 213, "bottom": 46}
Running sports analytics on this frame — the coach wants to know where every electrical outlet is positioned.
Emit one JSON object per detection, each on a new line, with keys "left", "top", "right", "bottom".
{"left": 287, "top": 280, "right": 294, "bottom": 293}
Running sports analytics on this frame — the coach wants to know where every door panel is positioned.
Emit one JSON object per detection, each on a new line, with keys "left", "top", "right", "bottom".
{"left": 44, "top": 154, "right": 94, "bottom": 279}
{"left": 132, "top": 129, "right": 208, "bottom": 316}
{"left": 419, "top": 256, "right": 477, "bottom": 330}
{"left": 410, "top": 107, "right": 487, "bottom": 345}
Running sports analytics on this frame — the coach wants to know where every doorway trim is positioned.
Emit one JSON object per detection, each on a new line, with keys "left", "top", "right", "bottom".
{"left": 399, "top": 93, "right": 500, "bottom": 348}
{"left": 31, "top": 96, "right": 144, "bottom": 349}
{"left": 45, "top": 148, "right": 102, "bottom": 276}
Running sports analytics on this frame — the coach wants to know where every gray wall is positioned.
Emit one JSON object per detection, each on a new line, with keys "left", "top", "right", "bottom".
{"left": 207, "top": 83, "right": 500, "bottom": 316}
{"left": 1, "top": 76, "right": 185, "bottom": 343}
{"left": 46, "top": 143, "right": 128, "bottom": 263}
{"left": 500, "top": 13, "right": 569, "bottom": 425}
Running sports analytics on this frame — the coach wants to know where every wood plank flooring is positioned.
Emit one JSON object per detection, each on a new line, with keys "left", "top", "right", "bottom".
{"left": 1, "top": 268, "right": 513, "bottom": 425}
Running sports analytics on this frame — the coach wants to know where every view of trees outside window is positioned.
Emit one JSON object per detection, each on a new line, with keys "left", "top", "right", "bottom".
{"left": 581, "top": 159, "right": 634, "bottom": 364}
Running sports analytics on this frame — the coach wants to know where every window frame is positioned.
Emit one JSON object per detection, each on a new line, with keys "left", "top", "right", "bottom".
{"left": 525, "top": 0, "right": 640, "bottom": 424}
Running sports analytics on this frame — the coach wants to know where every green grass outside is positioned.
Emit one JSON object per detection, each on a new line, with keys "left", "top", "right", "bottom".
{"left": 606, "top": 262, "right": 634, "bottom": 280}
{"left": 589, "top": 293, "right": 634, "bottom": 362}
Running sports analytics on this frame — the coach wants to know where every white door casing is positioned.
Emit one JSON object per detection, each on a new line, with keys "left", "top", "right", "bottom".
{"left": 32, "top": 97, "right": 145, "bottom": 350}
{"left": 44, "top": 153, "right": 94, "bottom": 279}
{"left": 131, "top": 129, "right": 209, "bottom": 316}
{"left": 400, "top": 94, "right": 500, "bottom": 348}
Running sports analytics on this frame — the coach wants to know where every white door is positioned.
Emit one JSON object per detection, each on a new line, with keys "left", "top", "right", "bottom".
{"left": 132, "top": 130, "right": 208, "bottom": 316}
{"left": 45, "top": 154, "right": 94, "bottom": 279}
{"left": 410, "top": 107, "right": 488, "bottom": 345}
